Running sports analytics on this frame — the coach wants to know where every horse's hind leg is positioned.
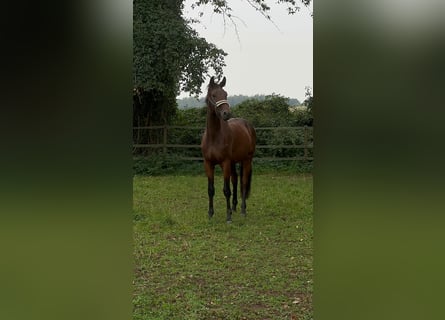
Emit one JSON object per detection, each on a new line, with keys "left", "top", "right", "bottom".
{"left": 240, "top": 160, "right": 253, "bottom": 216}
{"left": 239, "top": 163, "right": 245, "bottom": 215}
{"left": 231, "top": 162, "right": 238, "bottom": 212}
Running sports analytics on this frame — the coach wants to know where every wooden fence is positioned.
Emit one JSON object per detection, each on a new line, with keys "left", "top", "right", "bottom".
{"left": 133, "top": 125, "right": 313, "bottom": 161}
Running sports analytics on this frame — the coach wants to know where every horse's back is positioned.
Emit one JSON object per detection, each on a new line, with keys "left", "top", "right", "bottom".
{"left": 228, "top": 118, "right": 256, "bottom": 161}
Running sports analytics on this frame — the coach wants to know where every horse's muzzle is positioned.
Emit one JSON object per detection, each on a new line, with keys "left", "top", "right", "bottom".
{"left": 222, "top": 110, "right": 231, "bottom": 121}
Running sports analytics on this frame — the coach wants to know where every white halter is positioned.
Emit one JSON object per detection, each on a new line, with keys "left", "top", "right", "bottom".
{"left": 215, "top": 99, "right": 229, "bottom": 108}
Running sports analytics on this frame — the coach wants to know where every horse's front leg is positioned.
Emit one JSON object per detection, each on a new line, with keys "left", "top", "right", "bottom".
{"left": 204, "top": 161, "right": 215, "bottom": 219}
{"left": 222, "top": 161, "right": 232, "bottom": 223}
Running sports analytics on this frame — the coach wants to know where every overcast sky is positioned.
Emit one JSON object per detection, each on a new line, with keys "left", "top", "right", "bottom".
{"left": 179, "top": 0, "right": 313, "bottom": 102}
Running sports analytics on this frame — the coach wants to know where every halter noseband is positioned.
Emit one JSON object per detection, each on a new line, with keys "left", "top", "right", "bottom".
{"left": 215, "top": 99, "right": 229, "bottom": 109}
{"left": 208, "top": 97, "right": 229, "bottom": 109}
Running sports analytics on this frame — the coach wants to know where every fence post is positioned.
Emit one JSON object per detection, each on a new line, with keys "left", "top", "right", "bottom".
{"left": 303, "top": 126, "right": 308, "bottom": 160}
{"left": 163, "top": 125, "right": 167, "bottom": 154}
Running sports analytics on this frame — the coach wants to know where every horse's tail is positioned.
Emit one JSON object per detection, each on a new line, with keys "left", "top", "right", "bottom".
{"left": 240, "top": 163, "right": 253, "bottom": 199}
{"left": 246, "top": 167, "right": 252, "bottom": 199}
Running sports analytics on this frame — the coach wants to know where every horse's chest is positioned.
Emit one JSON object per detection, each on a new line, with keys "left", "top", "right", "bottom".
{"left": 203, "top": 143, "right": 231, "bottom": 162}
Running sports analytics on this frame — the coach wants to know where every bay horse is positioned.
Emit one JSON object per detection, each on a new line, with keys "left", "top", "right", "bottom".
{"left": 201, "top": 76, "right": 256, "bottom": 223}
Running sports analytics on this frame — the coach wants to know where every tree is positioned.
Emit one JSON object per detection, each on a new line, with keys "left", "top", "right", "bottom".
{"left": 134, "top": 0, "right": 227, "bottom": 97}
{"left": 133, "top": 0, "right": 312, "bottom": 151}
{"left": 133, "top": 0, "right": 226, "bottom": 151}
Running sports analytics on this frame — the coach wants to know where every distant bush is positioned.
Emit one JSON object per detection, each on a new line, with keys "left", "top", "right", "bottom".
{"left": 231, "top": 94, "right": 312, "bottom": 127}
{"left": 172, "top": 107, "right": 206, "bottom": 127}
{"left": 173, "top": 94, "right": 313, "bottom": 128}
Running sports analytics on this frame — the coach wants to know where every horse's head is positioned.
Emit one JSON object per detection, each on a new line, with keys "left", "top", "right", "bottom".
{"left": 206, "top": 76, "right": 231, "bottom": 121}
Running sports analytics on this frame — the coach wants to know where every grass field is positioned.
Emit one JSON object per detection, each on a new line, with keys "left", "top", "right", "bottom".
{"left": 133, "top": 172, "right": 313, "bottom": 320}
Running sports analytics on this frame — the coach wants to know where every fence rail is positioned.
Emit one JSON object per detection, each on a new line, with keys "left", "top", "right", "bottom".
{"left": 133, "top": 125, "right": 313, "bottom": 161}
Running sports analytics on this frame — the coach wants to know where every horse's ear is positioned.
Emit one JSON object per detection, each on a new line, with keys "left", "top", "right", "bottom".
{"left": 220, "top": 76, "right": 226, "bottom": 87}
{"left": 209, "top": 76, "right": 215, "bottom": 86}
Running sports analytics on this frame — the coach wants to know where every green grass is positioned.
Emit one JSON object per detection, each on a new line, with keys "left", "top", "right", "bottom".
{"left": 133, "top": 155, "right": 313, "bottom": 176}
{"left": 133, "top": 173, "right": 313, "bottom": 320}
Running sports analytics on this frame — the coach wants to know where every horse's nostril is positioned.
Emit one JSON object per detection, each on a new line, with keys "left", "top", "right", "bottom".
{"left": 222, "top": 111, "right": 231, "bottom": 120}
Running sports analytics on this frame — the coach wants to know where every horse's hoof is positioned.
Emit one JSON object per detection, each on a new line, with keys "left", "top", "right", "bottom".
{"left": 226, "top": 220, "right": 232, "bottom": 224}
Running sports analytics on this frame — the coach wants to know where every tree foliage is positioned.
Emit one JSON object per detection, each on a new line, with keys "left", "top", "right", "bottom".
{"left": 133, "top": 0, "right": 227, "bottom": 97}
{"left": 302, "top": 86, "right": 313, "bottom": 126}
{"left": 192, "top": 0, "right": 312, "bottom": 20}
{"left": 133, "top": 0, "right": 227, "bottom": 150}
{"left": 233, "top": 94, "right": 294, "bottom": 127}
